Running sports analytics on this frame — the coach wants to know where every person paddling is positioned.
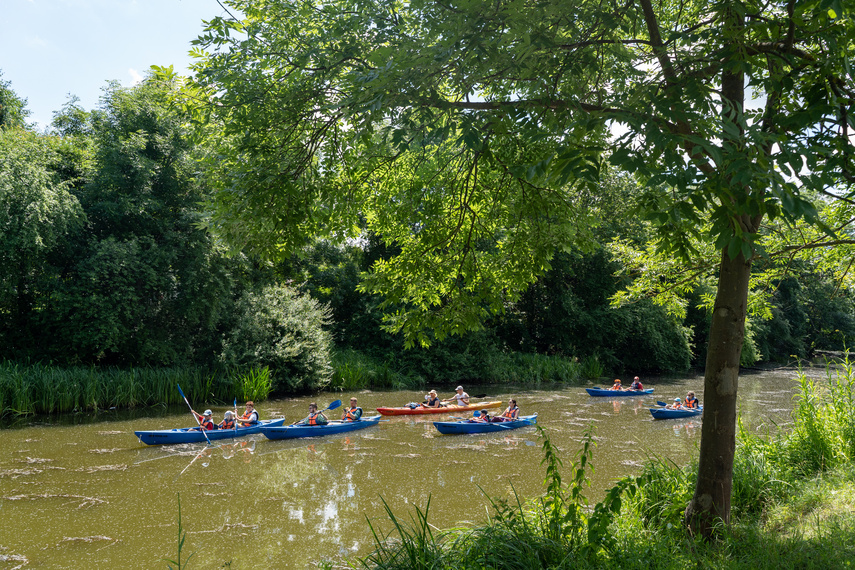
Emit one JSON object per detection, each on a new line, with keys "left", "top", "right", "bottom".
{"left": 443, "top": 386, "right": 470, "bottom": 406}
{"left": 342, "top": 398, "right": 363, "bottom": 421}
{"left": 610, "top": 379, "right": 623, "bottom": 391}
{"left": 629, "top": 376, "right": 644, "bottom": 391}
{"left": 297, "top": 402, "right": 329, "bottom": 426}
{"left": 237, "top": 401, "right": 259, "bottom": 426}
{"left": 498, "top": 399, "right": 520, "bottom": 421}
{"left": 192, "top": 409, "right": 215, "bottom": 430}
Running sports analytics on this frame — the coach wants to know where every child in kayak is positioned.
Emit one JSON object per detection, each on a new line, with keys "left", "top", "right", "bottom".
{"left": 610, "top": 379, "right": 623, "bottom": 391}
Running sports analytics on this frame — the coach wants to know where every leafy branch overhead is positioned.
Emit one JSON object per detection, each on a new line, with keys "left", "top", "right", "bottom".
{"left": 180, "top": 0, "right": 855, "bottom": 346}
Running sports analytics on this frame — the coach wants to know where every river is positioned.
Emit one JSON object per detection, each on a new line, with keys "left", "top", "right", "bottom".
{"left": 0, "top": 368, "right": 814, "bottom": 568}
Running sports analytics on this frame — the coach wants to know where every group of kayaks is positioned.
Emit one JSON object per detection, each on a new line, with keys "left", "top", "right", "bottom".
{"left": 586, "top": 386, "right": 703, "bottom": 420}
{"left": 135, "top": 400, "right": 537, "bottom": 445}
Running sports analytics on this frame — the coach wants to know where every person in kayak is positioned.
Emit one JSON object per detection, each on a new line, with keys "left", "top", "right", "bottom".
{"left": 297, "top": 402, "right": 329, "bottom": 426}
{"left": 667, "top": 397, "right": 683, "bottom": 409}
{"left": 497, "top": 399, "right": 520, "bottom": 421}
{"left": 421, "top": 390, "right": 443, "bottom": 408}
{"left": 237, "top": 401, "right": 259, "bottom": 426}
{"left": 192, "top": 409, "right": 215, "bottom": 430}
{"left": 342, "top": 398, "right": 363, "bottom": 421}
{"left": 219, "top": 410, "right": 236, "bottom": 430}
{"left": 472, "top": 409, "right": 491, "bottom": 422}
{"left": 684, "top": 392, "right": 700, "bottom": 408}
{"left": 444, "top": 386, "right": 470, "bottom": 406}
{"left": 629, "top": 376, "right": 644, "bottom": 390}
{"left": 610, "top": 379, "right": 623, "bottom": 391}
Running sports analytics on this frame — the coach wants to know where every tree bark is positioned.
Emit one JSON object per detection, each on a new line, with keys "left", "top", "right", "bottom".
{"left": 685, "top": 247, "right": 751, "bottom": 536}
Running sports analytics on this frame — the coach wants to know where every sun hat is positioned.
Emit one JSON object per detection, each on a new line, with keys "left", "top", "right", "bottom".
{"left": 456, "top": 386, "right": 464, "bottom": 391}
{"left": 674, "top": 398, "right": 681, "bottom": 402}
{"left": 634, "top": 376, "right": 640, "bottom": 380}
{"left": 613, "top": 379, "right": 621, "bottom": 384}
{"left": 203, "top": 409, "right": 213, "bottom": 416}
{"left": 429, "top": 389, "right": 437, "bottom": 394}
{"left": 224, "top": 411, "right": 234, "bottom": 418}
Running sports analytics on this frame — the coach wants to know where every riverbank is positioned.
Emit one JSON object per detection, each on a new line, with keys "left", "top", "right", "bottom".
{"left": 0, "top": 361, "right": 272, "bottom": 416}
{"left": 331, "top": 359, "right": 855, "bottom": 569}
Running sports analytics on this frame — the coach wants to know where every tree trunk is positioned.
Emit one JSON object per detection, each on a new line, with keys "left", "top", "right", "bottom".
{"left": 684, "top": 247, "right": 751, "bottom": 537}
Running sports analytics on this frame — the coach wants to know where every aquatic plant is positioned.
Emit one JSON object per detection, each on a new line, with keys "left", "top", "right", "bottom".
{"left": 163, "top": 493, "right": 194, "bottom": 570}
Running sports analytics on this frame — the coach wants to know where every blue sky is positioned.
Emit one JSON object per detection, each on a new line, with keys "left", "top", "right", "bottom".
{"left": 1, "top": 0, "right": 229, "bottom": 130}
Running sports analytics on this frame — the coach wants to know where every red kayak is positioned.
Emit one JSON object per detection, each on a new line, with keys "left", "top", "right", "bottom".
{"left": 376, "top": 401, "right": 502, "bottom": 416}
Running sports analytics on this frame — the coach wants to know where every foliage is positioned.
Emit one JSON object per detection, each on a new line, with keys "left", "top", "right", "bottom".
{"left": 0, "top": 71, "right": 29, "bottom": 129}
{"left": 163, "top": 493, "right": 194, "bottom": 570}
{"left": 220, "top": 284, "right": 334, "bottom": 393}
{"left": 0, "top": 361, "right": 242, "bottom": 417}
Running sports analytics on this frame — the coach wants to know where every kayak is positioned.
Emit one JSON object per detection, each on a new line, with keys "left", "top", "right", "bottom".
{"left": 433, "top": 414, "right": 538, "bottom": 434}
{"left": 586, "top": 387, "right": 655, "bottom": 397}
{"left": 649, "top": 406, "right": 703, "bottom": 419}
{"left": 376, "top": 401, "right": 502, "bottom": 416}
{"left": 135, "top": 418, "right": 287, "bottom": 445}
{"left": 259, "top": 415, "right": 383, "bottom": 439}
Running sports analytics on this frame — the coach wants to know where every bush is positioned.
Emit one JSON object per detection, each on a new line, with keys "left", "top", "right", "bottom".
{"left": 220, "top": 285, "right": 333, "bottom": 393}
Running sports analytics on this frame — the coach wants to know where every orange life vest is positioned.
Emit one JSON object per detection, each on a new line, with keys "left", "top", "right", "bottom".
{"left": 220, "top": 418, "right": 235, "bottom": 429}
{"left": 343, "top": 407, "right": 362, "bottom": 421}
{"left": 685, "top": 397, "right": 699, "bottom": 408}
{"left": 307, "top": 412, "right": 321, "bottom": 426}
{"left": 199, "top": 417, "right": 214, "bottom": 430}
{"left": 502, "top": 406, "right": 519, "bottom": 419}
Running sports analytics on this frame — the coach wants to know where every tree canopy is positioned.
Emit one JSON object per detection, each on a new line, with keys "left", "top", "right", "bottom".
{"left": 185, "top": 0, "right": 855, "bottom": 534}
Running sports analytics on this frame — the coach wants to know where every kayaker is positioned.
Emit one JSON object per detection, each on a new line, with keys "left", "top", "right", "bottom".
{"left": 297, "top": 402, "right": 329, "bottom": 426}
{"left": 629, "top": 376, "right": 644, "bottom": 390}
{"left": 192, "top": 409, "right": 215, "bottom": 430}
{"left": 685, "top": 391, "right": 700, "bottom": 408}
{"left": 443, "top": 386, "right": 470, "bottom": 406}
{"left": 421, "top": 390, "right": 443, "bottom": 408}
{"left": 472, "top": 409, "right": 491, "bottom": 422}
{"left": 498, "top": 399, "right": 520, "bottom": 421}
{"left": 219, "top": 410, "right": 236, "bottom": 430}
{"left": 342, "top": 398, "right": 363, "bottom": 421}
{"left": 667, "top": 397, "right": 683, "bottom": 409}
{"left": 610, "top": 379, "right": 623, "bottom": 391}
{"left": 237, "top": 401, "right": 259, "bottom": 426}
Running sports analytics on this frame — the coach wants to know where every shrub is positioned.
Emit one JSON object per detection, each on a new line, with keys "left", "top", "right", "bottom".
{"left": 220, "top": 285, "right": 333, "bottom": 393}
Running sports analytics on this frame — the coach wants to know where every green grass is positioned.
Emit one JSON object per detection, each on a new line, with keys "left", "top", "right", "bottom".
{"left": 0, "top": 361, "right": 272, "bottom": 417}
{"left": 323, "top": 353, "right": 855, "bottom": 570}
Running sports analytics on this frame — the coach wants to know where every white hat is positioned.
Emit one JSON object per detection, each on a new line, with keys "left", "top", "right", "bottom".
{"left": 203, "top": 409, "right": 213, "bottom": 416}
{"left": 224, "top": 411, "right": 234, "bottom": 418}
{"left": 674, "top": 398, "right": 681, "bottom": 402}
{"left": 456, "top": 386, "right": 464, "bottom": 391}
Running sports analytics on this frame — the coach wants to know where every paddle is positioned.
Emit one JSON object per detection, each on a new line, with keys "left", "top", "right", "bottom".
{"left": 177, "top": 384, "right": 212, "bottom": 446}
{"left": 290, "top": 399, "right": 342, "bottom": 425}
{"left": 234, "top": 398, "right": 239, "bottom": 434}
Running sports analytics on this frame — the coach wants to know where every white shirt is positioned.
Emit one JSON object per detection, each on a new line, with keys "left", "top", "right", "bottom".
{"left": 453, "top": 392, "right": 469, "bottom": 405}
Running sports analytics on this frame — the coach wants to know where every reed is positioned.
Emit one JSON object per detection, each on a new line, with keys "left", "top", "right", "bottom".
{"left": 0, "top": 361, "right": 266, "bottom": 417}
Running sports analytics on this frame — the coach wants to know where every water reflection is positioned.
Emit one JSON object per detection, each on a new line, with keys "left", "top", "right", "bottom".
{"left": 0, "top": 369, "right": 812, "bottom": 568}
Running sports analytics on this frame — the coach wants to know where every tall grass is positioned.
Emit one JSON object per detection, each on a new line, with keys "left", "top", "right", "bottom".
{"left": 0, "top": 361, "right": 272, "bottom": 417}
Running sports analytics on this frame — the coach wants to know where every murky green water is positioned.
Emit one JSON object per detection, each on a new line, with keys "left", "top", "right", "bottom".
{"left": 0, "top": 369, "right": 811, "bottom": 568}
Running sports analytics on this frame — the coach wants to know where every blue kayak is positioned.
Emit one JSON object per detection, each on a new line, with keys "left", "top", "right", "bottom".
{"left": 135, "top": 418, "right": 287, "bottom": 445}
{"left": 649, "top": 406, "right": 703, "bottom": 420}
{"left": 259, "top": 415, "right": 383, "bottom": 440}
{"left": 586, "top": 387, "right": 655, "bottom": 397}
{"left": 433, "top": 414, "right": 538, "bottom": 434}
